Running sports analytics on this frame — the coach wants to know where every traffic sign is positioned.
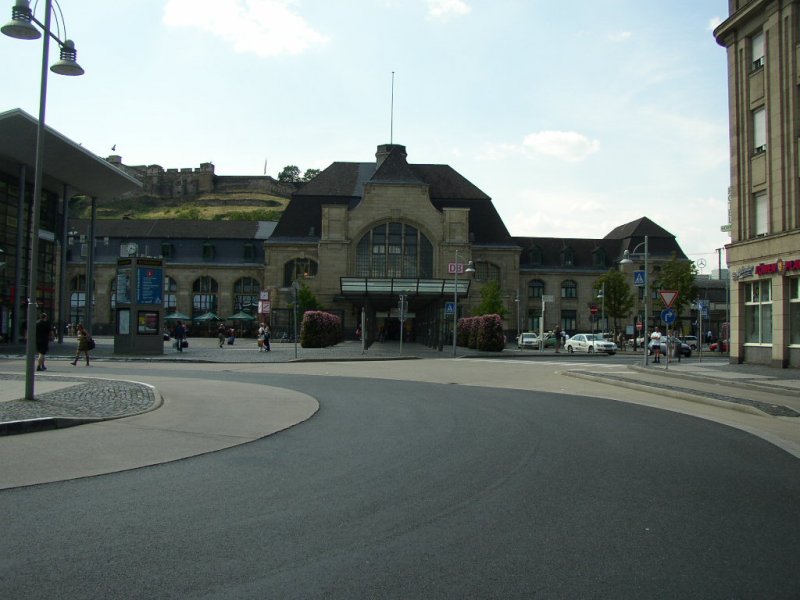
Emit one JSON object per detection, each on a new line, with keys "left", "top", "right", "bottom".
{"left": 636, "top": 321, "right": 643, "bottom": 331}
{"left": 590, "top": 305, "right": 598, "bottom": 315}
{"left": 633, "top": 271, "right": 645, "bottom": 287}
{"left": 659, "top": 290, "right": 679, "bottom": 308}
{"left": 444, "top": 301, "right": 456, "bottom": 315}
{"left": 661, "top": 308, "right": 677, "bottom": 324}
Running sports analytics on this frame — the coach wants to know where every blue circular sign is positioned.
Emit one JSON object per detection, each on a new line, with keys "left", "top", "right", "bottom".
{"left": 661, "top": 308, "right": 677, "bottom": 324}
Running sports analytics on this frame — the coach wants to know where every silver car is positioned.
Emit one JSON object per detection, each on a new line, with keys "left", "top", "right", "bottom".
{"left": 517, "top": 332, "right": 539, "bottom": 349}
{"left": 565, "top": 333, "right": 617, "bottom": 355}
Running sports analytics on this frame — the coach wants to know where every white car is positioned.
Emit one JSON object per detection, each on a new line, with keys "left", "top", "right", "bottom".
{"left": 517, "top": 332, "right": 539, "bottom": 349}
{"left": 565, "top": 333, "right": 617, "bottom": 355}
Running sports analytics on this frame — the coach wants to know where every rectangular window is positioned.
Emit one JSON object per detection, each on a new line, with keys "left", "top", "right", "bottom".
{"left": 161, "top": 242, "right": 174, "bottom": 259}
{"left": 754, "top": 192, "right": 768, "bottom": 236}
{"left": 243, "top": 243, "right": 255, "bottom": 262}
{"left": 202, "top": 243, "right": 215, "bottom": 261}
{"left": 790, "top": 278, "right": 800, "bottom": 345}
{"left": 744, "top": 280, "right": 772, "bottom": 344}
{"left": 753, "top": 107, "right": 766, "bottom": 154}
{"left": 561, "top": 310, "right": 576, "bottom": 333}
{"left": 752, "top": 31, "right": 765, "bottom": 70}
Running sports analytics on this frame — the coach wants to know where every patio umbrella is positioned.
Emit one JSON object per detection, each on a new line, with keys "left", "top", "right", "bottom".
{"left": 226, "top": 311, "right": 257, "bottom": 321}
{"left": 164, "top": 311, "right": 191, "bottom": 321}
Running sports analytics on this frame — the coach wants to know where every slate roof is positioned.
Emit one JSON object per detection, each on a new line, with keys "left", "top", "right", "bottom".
{"left": 68, "top": 219, "right": 276, "bottom": 240}
{"left": 269, "top": 145, "right": 511, "bottom": 244}
{"left": 513, "top": 217, "right": 688, "bottom": 270}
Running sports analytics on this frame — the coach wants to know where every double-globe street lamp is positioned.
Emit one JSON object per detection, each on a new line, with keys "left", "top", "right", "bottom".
{"left": 3, "top": 0, "right": 84, "bottom": 400}
{"left": 452, "top": 251, "right": 475, "bottom": 357}
{"left": 619, "top": 235, "right": 649, "bottom": 367}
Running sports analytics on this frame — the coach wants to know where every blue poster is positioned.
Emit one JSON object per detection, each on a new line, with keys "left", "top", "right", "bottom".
{"left": 137, "top": 266, "right": 163, "bottom": 305}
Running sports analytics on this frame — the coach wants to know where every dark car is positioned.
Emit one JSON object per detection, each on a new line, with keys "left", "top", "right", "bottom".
{"left": 648, "top": 336, "right": 692, "bottom": 358}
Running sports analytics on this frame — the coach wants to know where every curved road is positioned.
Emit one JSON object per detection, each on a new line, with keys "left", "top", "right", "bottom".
{"left": 1, "top": 365, "right": 799, "bottom": 599}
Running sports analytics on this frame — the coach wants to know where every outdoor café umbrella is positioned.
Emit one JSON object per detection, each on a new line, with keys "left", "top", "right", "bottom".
{"left": 226, "top": 311, "right": 257, "bottom": 322}
{"left": 164, "top": 311, "right": 191, "bottom": 321}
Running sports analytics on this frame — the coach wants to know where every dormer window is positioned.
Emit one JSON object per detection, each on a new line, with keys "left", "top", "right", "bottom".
{"left": 561, "top": 247, "right": 574, "bottom": 267}
{"left": 202, "top": 241, "right": 215, "bottom": 261}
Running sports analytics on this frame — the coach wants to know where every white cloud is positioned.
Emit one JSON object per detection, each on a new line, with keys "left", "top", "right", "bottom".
{"left": 607, "top": 31, "right": 632, "bottom": 42}
{"left": 707, "top": 16, "right": 723, "bottom": 31}
{"left": 426, "top": 0, "right": 471, "bottom": 21}
{"left": 162, "top": 0, "right": 328, "bottom": 58}
{"left": 522, "top": 131, "right": 600, "bottom": 163}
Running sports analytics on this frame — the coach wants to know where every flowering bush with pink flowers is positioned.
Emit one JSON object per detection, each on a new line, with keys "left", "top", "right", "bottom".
{"left": 300, "top": 311, "right": 343, "bottom": 348}
{"left": 456, "top": 314, "right": 505, "bottom": 352}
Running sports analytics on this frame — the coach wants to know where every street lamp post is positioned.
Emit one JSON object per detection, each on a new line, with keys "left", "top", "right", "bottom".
{"left": 452, "top": 251, "right": 475, "bottom": 357}
{"left": 619, "top": 235, "right": 649, "bottom": 367}
{"left": 3, "top": 0, "right": 84, "bottom": 400}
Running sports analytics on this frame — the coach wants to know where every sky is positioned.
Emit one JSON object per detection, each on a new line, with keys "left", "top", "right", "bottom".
{"left": 2, "top": 0, "right": 732, "bottom": 272}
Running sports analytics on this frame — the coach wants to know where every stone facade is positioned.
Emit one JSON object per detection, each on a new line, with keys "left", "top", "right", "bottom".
{"left": 715, "top": 0, "right": 800, "bottom": 367}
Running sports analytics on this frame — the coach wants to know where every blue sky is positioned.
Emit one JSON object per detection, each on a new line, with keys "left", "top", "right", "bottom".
{"left": 2, "top": 0, "right": 731, "bottom": 271}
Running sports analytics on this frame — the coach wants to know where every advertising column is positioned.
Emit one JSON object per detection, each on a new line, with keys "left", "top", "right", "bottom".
{"left": 113, "top": 257, "right": 164, "bottom": 355}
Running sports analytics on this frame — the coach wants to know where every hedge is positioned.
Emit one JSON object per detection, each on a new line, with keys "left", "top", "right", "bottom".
{"left": 300, "top": 311, "right": 343, "bottom": 348}
{"left": 456, "top": 314, "right": 505, "bottom": 352}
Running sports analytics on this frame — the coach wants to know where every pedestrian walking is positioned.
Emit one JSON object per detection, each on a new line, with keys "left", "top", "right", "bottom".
{"left": 554, "top": 326, "right": 562, "bottom": 353}
{"left": 173, "top": 320, "right": 186, "bottom": 352}
{"left": 35, "top": 312, "right": 53, "bottom": 371}
{"left": 71, "top": 323, "right": 92, "bottom": 366}
{"left": 217, "top": 324, "right": 226, "bottom": 348}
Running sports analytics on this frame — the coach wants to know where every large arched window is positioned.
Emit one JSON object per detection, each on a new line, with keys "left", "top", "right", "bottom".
{"left": 234, "top": 277, "right": 260, "bottom": 313}
{"left": 528, "top": 279, "right": 545, "bottom": 298}
{"left": 561, "top": 279, "right": 578, "bottom": 299}
{"left": 164, "top": 276, "right": 178, "bottom": 314}
{"left": 475, "top": 261, "right": 501, "bottom": 282}
{"left": 283, "top": 259, "right": 318, "bottom": 287}
{"left": 355, "top": 222, "right": 433, "bottom": 278}
{"left": 192, "top": 276, "right": 218, "bottom": 317}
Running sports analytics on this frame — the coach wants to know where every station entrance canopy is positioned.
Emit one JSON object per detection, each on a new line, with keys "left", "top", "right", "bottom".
{"left": 340, "top": 277, "right": 471, "bottom": 298}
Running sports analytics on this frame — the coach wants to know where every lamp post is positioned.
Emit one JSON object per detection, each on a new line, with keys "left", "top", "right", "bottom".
{"left": 452, "top": 251, "right": 475, "bottom": 357}
{"left": 619, "top": 235, "right": 649, "bottom": 367}
{"left": 3, "top": 0, "right": 84, "bottom": 400}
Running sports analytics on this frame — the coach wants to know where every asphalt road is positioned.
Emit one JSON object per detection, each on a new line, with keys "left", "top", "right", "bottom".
{"left": 2, "top": 369, "right": 799, "bottom": 599}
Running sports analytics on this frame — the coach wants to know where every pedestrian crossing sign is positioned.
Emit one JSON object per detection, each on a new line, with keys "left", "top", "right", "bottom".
{"left": 633, "top": 271, "right": 645, "bottom": 287}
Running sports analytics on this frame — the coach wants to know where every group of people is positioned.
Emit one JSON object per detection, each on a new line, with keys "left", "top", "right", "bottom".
{"left": 34, "top": 313, "right": 92, "bottom": 371}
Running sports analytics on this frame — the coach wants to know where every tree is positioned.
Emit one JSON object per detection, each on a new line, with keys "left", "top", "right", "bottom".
{"left": 296, "top": 282, "right": 320, "bottom": 313}
{"left": 653, "top": 255, "right": 698, "bottom": 325}
{"left": 277, "top": 165, "right": 301, "bottom": 183}
{"left": 302, "top": 168, "right": 320, "bottom": 181}
{"left": 472, "top": 279, "right": 507, "bottom": 319}
{"left": 593, "top": 269, "right": 635, "bottom": 334}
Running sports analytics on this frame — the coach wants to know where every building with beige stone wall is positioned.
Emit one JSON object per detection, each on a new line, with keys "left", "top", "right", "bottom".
{"left": 264, "top": 143, "right": 695, "bottom": 347}
{"left": 715, "top": 0, "right": 800, "bottom": 367}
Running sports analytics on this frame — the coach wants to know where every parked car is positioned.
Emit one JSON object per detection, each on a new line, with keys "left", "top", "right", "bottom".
{"left": 565, "top": 333, "right": 617, "bottom": 355}
{"left": 680, "top": 335, "right": 699, "bottom": 350}
{"left": 709, "top": 339, "right": 729, "bottom": 352}
{"left": 517, "top": 332, "right": 539, "bottom": 349}
{"left": 648, "top": 336, "right": 692, "bottom": 357}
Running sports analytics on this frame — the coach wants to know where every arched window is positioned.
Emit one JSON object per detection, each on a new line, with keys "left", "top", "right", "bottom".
{"left": 355, "top": 222, "right": 433, "bottom": 278}
{"left": 475, "top": 261, "right": 501, "bottom": 282}
{"left": 234, "top": 277, "right": 260, "bottom": 313}
{"left": 561, "top": 279, "right": 577, "bottom": 299}
{"left": 283, "top": 258, "right": 318, "bottom": 287}
{"left": 69, "top": 275, "right": 87, "bottom": 326}
{"left": 164, "top": 276, "right": 178, "bottom": 314}
{"left": 192, "top": 276, "right": 218, "bottom": 317}
{"left": 528, "top": 279, "right": 545, "bottom": 298}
